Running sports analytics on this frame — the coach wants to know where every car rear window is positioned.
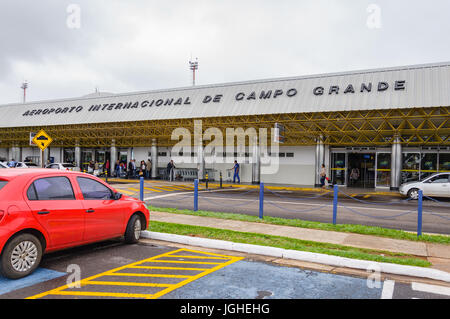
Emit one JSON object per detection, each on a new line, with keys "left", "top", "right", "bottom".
{"left": 62, "top": 164, "right": 75, "bottom": 168}
{"left": 0, "top": 181, "right": 7, "bottom": 191}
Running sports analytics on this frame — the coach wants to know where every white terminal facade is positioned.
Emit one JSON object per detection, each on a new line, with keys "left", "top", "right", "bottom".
{"left": 0, "top": 62, "right": 449, "bottom": 189}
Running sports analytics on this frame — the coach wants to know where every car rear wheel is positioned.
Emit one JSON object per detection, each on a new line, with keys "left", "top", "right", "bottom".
{"left": 0, "top": 233, "right": 42, "bottom": 279}
{"left": 124, "top": 214, "right": 142, "bottom": 244}
{"left": 407, "top": 188, "right": 420, "bottom": 200}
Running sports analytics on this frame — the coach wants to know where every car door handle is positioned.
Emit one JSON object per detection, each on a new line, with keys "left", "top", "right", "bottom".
{"left": 86, "top": 209, "right": 95, "bottom": 213}
{"left": 38, "top": 210, "right": 50, "bottom": 215}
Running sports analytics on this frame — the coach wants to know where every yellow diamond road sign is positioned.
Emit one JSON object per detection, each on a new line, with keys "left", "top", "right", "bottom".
{"left": 32, "top": 130, "right": 53, "bottom": 151}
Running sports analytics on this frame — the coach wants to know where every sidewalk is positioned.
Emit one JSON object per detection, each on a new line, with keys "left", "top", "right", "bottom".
{"left": 149, "top": 211, "right": 450, "bottom": 273}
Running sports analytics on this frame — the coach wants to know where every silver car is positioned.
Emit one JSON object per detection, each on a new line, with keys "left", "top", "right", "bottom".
{"left": 399, "top": 172, "right": 450, "bottom": 199}
{"left": 14, "top": 162, "right": 39, "bottom": 168}
{"left": 45, "top": 163, "right": 80, "bottom": 171}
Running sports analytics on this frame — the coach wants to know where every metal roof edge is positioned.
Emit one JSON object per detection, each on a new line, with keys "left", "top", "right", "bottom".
{"left": 1, "top": 61, "right": 449, "bottom": 108}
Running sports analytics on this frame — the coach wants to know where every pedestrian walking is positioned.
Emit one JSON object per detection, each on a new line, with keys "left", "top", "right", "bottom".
{"left": 231, "top": 160, "right": 240, "bottom": 183}
{"left": 167, "top": 160, "right": 175, "bottom": 181}
{"left": 146, "top": 159, "right": 152, "bottom": 179}
{"left": 320, "top": 164, "right": 327, "bottom": 189}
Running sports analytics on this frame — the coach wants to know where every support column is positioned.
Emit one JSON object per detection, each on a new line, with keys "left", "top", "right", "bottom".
{"left": 251, "top": 134, "right": 260, "bottom": 184}
{"left": 314, "top": 136, "right": 325, "bottom": 187}
{"left": 110, "top": 139, "right": 117, "bottom": 176}
{"left": 151, "top": 139, "right": 158, "bottom": 179}
{"left": 127, "top": 148, "right": 133, "bottom": 163}
{"left": 75, "top": 141, "right": 81, "bottom": 169}
{"left": 197, "top": 143, "right": 205, "bottom": 181}
{"left": 390, "top": 135, "right": 402, "bottom": 191}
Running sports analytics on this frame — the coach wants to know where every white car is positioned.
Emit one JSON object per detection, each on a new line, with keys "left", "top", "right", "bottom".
{"left": 14, "top": 162, "right": 39, "bottom": 168}
{"left": 45, "top": 163, "right": 80, "bottom": 171}
{"left": 399, "top": 172, "right": 450, "bottom": 199}
{"left": 0, "top": 162, "right": 9, "bottom": 168}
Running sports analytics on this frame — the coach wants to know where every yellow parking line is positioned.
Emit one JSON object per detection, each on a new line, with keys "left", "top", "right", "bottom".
{"left": 109, "top": 273, "right": 192, "bottom": 279}
{"left": 149, "top": 253, "right": 243, "bottom": 299}
{"left": 144, "top": 260, "right": 222, "bottom": 265}
{"left": 118, "top": 189, "right": 136, "bottom": 195}
{"left": 86, "top": 281, "right": 174, "bottom": 288}
{"left": 129, "top": 265, "right": 208, "bottom": 271}
{"left": 110, "top": 273, "right": 192, "bottom": 279}
{"left": 168, "top": 255, "right": 230, "bottom": 260}
{"left": 27, "top": 248, "right": 242, "bottom": 299}
{"left": 50, "top": 291, "right": 153, "bottom": 299}
{"left": 144, "top": 187, "right": 163, "bottom": 192}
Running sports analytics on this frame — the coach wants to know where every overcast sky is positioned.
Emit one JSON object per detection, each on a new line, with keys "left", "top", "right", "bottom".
{"left": 1, "top": 0, "right": 450, "bottom": 105}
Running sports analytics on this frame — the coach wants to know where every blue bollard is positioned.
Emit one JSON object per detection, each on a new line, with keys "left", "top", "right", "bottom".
{"left": 194, "top": 179, "right": 199, "bottom": 212}
{"left": 259, "top": 182, "right": 264, "bottom": 219}
{"left": 139, "top": 176, "right": 144, "bottom": 201}
{"left": 417, "top": 189, "right": 423, "bottom": 237}
{"left": 332, "top": 184, "right": 338, "bottom": 225}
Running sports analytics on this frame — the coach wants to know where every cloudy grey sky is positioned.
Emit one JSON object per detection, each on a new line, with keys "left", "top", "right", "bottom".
{"left": 1, "top": 0, "right": 450, "bottom": 105}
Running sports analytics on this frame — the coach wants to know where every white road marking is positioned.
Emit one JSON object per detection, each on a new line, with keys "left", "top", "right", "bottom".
{"left": 411, "top": 282, "right": 450, "bottom": 296}
{"left": 144, "top": 187, "right": 246, "bottom": 201}
{"left": 381, "top": 280, "right": 395, "bottom": 299}
{"left": 198, "top": 196, "right": 410, "bottom": 213}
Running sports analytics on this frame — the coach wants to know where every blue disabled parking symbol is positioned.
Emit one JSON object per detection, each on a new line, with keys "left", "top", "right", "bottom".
{"left": 0, "top": 268, "right": 66, "bottom": 296}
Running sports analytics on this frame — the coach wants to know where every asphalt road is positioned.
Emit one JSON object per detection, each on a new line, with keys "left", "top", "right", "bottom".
{"left": 144, "top": 186, "right": 450, "bottom": 235}
{"left": 1, "top": 239, "right": 448, "bottom": 300}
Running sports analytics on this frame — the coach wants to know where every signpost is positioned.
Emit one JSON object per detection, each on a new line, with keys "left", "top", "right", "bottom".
{"left": 32, "top": 130, "right": 53, "bottom": 167}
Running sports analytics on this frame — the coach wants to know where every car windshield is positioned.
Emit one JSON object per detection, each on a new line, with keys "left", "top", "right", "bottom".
{"left": 0, "top": 181, "right": 8, "bottom": 190}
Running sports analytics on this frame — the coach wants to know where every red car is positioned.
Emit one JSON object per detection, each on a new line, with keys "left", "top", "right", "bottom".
{"left": 0, "top": 169, "right": 149, "bottom": 279}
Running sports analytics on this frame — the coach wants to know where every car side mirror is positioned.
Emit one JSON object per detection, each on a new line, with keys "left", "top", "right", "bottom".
{"left": 113, "top": 192, "right": 122, "bottom": 200}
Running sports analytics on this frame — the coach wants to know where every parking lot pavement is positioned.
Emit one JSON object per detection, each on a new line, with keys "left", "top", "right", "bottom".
{"left": 1, "top": 238, "right": 449, "bottom": 300}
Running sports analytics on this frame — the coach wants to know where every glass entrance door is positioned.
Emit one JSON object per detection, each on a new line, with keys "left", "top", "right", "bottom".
{"left": 375, "top": 153, "right": 391, "bottom": 188}
{"left": 347, "top": 153, "right": 375, "bottom": 188}
{"left": 331, "top": 152, "right": 346, "bottom": 185}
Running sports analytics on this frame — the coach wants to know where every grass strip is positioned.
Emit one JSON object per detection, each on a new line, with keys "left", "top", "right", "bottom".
{"left": 147, "top": 205, "right": 450, "bottom": 245}
{"left": 149, "top": 221, "right": 431, "bottom": 268}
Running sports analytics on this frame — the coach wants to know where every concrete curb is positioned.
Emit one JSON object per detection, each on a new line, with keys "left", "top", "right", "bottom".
{"left": 141, "top": 231, "right": 450, "bottom": 283}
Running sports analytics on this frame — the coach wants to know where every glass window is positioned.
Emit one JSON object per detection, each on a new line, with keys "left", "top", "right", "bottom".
{"left": 0, "top": 181, "right": 8, "bottom": 191}
{"left": 426, "top": 174, "right": 450, "bottom": 184}
{"left": 77, "top": 177, "right": 113, "bottom": 200}
{"left": 31, "top": 177, "right": 75, "bottom": 200}
{"left": 439, "top": 153, "right": 450, "bottom": 172}
{"left": 402, "top": 153, "right": 420, "bottom": 183}
{"left": 376, "top": 153, "right": 391, "bottom": 187}
{"left": 331, "top": 153, "right": 346, "bottom": 185}
{"left": 27, "top": 184, "right": 37, "bottom": 200}
{"left": 420, "top": 153, "right": 438, "bottom": 180}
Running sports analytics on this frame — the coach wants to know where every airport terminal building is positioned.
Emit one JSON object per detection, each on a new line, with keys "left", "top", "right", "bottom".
{"left": 0, "top": 62, "right": 449, "bottom": 189}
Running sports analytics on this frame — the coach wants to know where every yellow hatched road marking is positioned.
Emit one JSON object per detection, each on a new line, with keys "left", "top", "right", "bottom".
{"left": 143, "top": 260, "right": 223, "bottom": 265}
{"left": 117, "top": 189, "right": 136, "bottom": 195}
{"left": 168, "top": 255, "right": 230, "bottom": 260}
{"left": 27, "top": 248, "right": 242, "bottom": 299}
{"left": 144, "top": 187, "right": 163, "bottom": 192}
{"left": 86, "top": 281, "right": 174, "bottom": 288}
{"left": 129, "top": 265, "right": 209, "bottom": 271}
{"left": 107, "top": 273, "right": 192, "bottom": 279}
{"left": 50, "top": 291, "right": 153, "bottom": 299}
